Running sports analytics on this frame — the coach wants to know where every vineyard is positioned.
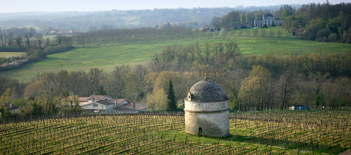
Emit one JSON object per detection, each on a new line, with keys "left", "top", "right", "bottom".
{"left": 1, "top": 111, "right": 350, "bottom": 154}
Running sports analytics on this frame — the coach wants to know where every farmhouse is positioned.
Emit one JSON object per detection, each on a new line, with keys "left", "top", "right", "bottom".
{"left": 184, "top": 77, "right": 230, "bottom": 137}
{"left": 8, "top": 104, "right": 20, "bottom": 114}
{"left": 77, "top": 94, "right": 145, "bottom": 113}
{"left": 254, "top": 13, "right": 283, "bottom": 27}
{"left": 115, "top": 102, "right": 148, "bottom": 111}
{"left": 203, "top": 25, "right": 220, "bottom": 32}
{"left": 289, "top": 105, "right": 309, "bottom": 110}
{"left": 79, "top": 95, "right": 118, "bottom": 112}
{"left": 240, "top": 22, "right": 253, "bottom": 29}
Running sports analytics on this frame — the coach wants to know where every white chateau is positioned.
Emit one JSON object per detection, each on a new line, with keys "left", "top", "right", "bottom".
{"left": 254, "top": 13, "right": 283, "bottom": 27}
{"left": 184, "top": 78, "right": 230, "bottom": 137}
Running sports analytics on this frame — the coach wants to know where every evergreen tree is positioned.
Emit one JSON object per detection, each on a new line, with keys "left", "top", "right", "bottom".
{"left": 166, "top": 80, "right": 177, "bottom": 111}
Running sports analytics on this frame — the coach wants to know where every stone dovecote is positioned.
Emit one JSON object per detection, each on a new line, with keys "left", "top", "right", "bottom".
{"left": 184, "top": 78, "right": 230, "bottom": 137}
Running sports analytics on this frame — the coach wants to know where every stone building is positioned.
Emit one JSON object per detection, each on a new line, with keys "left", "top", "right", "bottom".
{"left": 184, "top": 78, "right": 230, "bottom": 137}
{"left": 254, "top": 13, "right": 283, "bottom": 27}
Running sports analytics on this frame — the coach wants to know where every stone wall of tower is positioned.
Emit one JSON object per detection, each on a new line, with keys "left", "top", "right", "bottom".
{"left": 184, "top": 100, "right": 230, "bottom": 137}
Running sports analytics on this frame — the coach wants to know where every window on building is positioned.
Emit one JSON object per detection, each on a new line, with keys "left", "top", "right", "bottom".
{"left": 93, "top": 104, "right": 98, "bottom": 107}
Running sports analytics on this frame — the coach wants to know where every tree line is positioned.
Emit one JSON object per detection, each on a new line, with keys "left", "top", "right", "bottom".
{"left": 210, "top": 5, "right": 295, "bottom": 29}
{"left": 283, "top": 3, "right": 351, "bottom": 43}
{"left": 74, "top": 26, "right": 193, "bottom": 45}
{"left": 211, "top": 2, "right": 351, "bottom": 44}
{"left": 149, "top": 42, "right": 351, "bottom": 110}
{"left": 0, "top": 27, "right": 73, "bottom": 72}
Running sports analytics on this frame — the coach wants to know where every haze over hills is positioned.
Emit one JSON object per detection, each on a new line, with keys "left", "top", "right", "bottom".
{"left": 0, "top": 5, "right": 301, "bottom": 32}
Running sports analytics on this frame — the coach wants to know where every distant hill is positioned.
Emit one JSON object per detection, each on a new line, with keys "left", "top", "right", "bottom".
{"left": 0, "top": 5, "right": 301, "bottom": 32}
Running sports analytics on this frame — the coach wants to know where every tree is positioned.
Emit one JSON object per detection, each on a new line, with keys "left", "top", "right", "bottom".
{"left": 239, "top": 65, "right": 271, "bottom": 110}
{"left": 62, "top": 91, "right": 70, "bottom": 111}
{"left": 321, "top": 79, "right": 339, "bottom": 109}
{"left": 24, "top": 79, "right": 47, "bottom": 98}
{"left": 281, "top": 8, "right": 293, "bottom": 19}
{"left": 24, "top": 32, "right": 32, "bottom": 49}
{"left": 240, "top": 13, "right": 244, "bottom": 23}
{"left": 107, "top": 65, "right": 131, "bottom": 98}
{"left": 15, "top": 36, "right": 23, "bottom": 48}
{"left": 56, "top": 35, "right": 63, "bottom": 45}
{"left": 0, "top": 88, "right": 13, "bottom": 118}
{"left": 278, "top": 70, "right": 295, "bottom": 110}
{"left": 71, "top": 95, "right": 82, "bottom": 112}
{"left": 146, "top": 88, "right": 167, "bottom": 111}
{"left": 88, "top": 68, "right": 104, "bottom": 95}
{"left": 36, "top": 34, "right": 43, "bottom": 49}
{"left": 56, "top": 35, "right": 72, "bottom": 46}
{"left": 210, "top": 16, "right": 222, "bottom": 28}
{"left": 245, "top": 12, "right": 248, "bottom": 23}
{"left": 240, "top": 76, "right": 261, "bottom": 110}
{"left": 221, "top": 11, "right": 241, "bottom": 27}
{"left": 166, "top": 80, "right": 177, "bottom": 111}
{"left": 314, "top": 92, "right": 324, "bottom": 108}
{"left": 309, "top": 72, "right": 329, "bottom": 99}
{"left": 124, "top": 72, "right": 140, "bottom": 103}
{"left": 31, "top": 101, "right": 43, "bottom": 116}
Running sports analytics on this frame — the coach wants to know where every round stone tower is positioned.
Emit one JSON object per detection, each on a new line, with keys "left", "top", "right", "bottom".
{"left": 184, "top": 78, "right": 230, "bottom": 137}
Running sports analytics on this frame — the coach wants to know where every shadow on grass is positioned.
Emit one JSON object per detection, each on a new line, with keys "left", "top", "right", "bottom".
{"left": 73, "top": 46, "right": 99, "bottom": 50}
{"left": 46, "top": 57, "right": 68, "bottom": 61}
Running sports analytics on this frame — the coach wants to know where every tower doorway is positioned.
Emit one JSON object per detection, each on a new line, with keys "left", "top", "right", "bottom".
{"left": 198, "top": 127, "right": 203, "bottom": 136}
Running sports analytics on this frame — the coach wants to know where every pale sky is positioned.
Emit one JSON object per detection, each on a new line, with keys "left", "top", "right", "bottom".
{"left": 0, "top": 0, "right": 350, "bottom": 13}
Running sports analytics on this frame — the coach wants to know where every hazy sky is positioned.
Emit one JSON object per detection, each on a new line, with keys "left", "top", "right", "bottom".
{"left": 0, "top": 0, "right": 350, "bottom": 13}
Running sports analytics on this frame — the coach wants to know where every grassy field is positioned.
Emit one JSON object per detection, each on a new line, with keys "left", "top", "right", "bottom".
{"left": 1, "top": 27, "right": 351, "bottom": 81}
{"left": 0, "top": 52, "right": 26, "bottom": 58}
{"left": 1, "top": 111, "right": 350, "bottom": 154}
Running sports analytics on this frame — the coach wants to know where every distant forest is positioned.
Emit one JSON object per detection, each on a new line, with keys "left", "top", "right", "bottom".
{"left": 212, "top": 3, "right": 351, "bottom": 43}
{"left": 284, "top": 3, "right": 351, "bottom": 43}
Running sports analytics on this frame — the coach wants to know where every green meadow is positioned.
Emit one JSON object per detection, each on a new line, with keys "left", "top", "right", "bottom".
{"left": 0, "top": 52, "right": 26, "bottom": 58}
{"left": 1, "top": 27, "right": 351, "bottom": 82}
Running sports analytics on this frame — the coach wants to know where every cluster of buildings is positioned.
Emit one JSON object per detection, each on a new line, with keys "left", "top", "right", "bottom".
{"left": 6, "top": 94, "right": 146, "bottom": 115}
{"left": 202, "top": 13, "right": 283, "bottom": 32}
{"left": 77, "top": 94, "right": 147, "bottom": 113}
{"left": 201, "top": 25, "right": 221, "bottom": 32}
